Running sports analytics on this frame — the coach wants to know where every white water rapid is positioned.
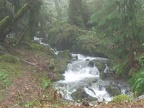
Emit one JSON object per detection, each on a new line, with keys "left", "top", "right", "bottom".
{"left": 55, "top": 54, "right": 112, "bottom": 102}
{"left": 33, "top": 36, "right": 130, "bottom": 102}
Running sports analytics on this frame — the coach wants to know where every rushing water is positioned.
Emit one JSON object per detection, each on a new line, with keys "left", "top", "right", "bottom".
{"left": 55, "top": 54, "right": 113, "bottom": 102}
{"left": 34, "top": 36, "right": 130, "bottom": 102}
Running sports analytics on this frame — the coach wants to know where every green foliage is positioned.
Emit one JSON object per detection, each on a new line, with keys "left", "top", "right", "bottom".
{"left": 72, "top": 30, "right": 99, "bottom": 56}
{"left": 0, "top": 71, "right": 9, "bottom": 88}
{"left": 88, "top": 0, "right": 144, "bottom": 78}
{"left": 69, "top": 0, "right": 84, "bottom": 27}
{"left": 89, "top": 0, "right": 144, "bottom": 59}
{"left": 113, "top": 59, "right": 130, "bottom": 76}
{"left": 129, "top": 68, "right": 144, "bottom": 96}
{"left": 112, "top": 94, "right": 130, "bottom": 103}
{"left": 48, "top": 24, "right": 80, "bottom": 50}
{"left": 42, "top": 79, "right": 51, "bottom": 90}
{"left": 0, "top": 54, "right": 19, "bottom": 63}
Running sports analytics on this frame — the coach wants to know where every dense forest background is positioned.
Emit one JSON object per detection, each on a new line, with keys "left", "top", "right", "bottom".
{"left": 0, "top": 0, "right": 144, "bottom": 98}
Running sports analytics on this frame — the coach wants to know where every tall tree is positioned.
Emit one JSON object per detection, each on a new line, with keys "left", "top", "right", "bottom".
{"left": 0, "top": 0, "right": 41, "bottom": 42}
{"left": 23, "top": 0, "right": 42, "bottom": 42}
{"left": 68, "top": 0, "right": 84, "bottom": 27}
{"left": 89, "top": 0, "right": 144, "bottom": 74}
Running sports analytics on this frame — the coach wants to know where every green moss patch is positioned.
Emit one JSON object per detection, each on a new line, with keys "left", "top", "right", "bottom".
{"left": 0, "top": 54, "right": 19, "bottom": 63}
{"left": 112, "top": 94, "right": 130, "bottom": 103}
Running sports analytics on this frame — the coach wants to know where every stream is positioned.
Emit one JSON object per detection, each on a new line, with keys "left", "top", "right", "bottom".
{"left": 34, "top": 37, "right": 131, "bottom": 102}
{"left": 54, "top": 54, "right": 130, "bottom": 102}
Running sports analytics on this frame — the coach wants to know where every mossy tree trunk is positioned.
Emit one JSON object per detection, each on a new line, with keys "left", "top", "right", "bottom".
{"left": 0, "top": 0, "right": 41, "bottom": 43}
{"left": 22, "top": 0, "right": 42, "bottom": 42}
{"left": 0, "top": 2, "right": 32, "bottom": 42}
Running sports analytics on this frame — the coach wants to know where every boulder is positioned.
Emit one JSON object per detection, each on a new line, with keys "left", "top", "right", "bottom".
{"left": 105, "top": 83, "right": 121, "bottom": 96}
{"left": 48, "top": 72, "right": 64, "bottom": 82}
{"left": 56, "top": 59, "right": 69, "bottom": 74}
{"left": 88, "top": 61, "right": 95, "bottom": 67}
{"left": 58, "top": 50, "right": 72, "bottom": 60}
{"left": 71, "top": 88, "right": 97, "bottom": 101}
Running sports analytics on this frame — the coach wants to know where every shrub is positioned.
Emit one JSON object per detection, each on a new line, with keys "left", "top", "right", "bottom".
{"left": 129, "top": 68, "right": 144, "bottom": 96}
{"left": 112, "top": 94, "right": 130, "bottom": 103}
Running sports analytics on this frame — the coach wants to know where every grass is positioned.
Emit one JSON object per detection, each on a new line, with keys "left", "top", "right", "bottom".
{"left": 0, "top": 61, "right": 23, "bottom": 88}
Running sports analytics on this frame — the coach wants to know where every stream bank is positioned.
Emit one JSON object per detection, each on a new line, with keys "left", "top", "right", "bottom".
{"left": 0, "top": 41, "right": 144, "bottom": 108}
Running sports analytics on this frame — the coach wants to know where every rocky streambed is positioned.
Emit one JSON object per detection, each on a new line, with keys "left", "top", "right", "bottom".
{"left": 54, "top": 54, "right": 131, "bottom": 102}
{"left": 34, "top": 36, "right": 131, "bottom": 102}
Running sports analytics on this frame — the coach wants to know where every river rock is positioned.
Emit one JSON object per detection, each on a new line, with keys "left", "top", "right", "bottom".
{"left": 48, "top": 72, "right": 64, "bottom": 82}
{"left": 58, "top": 50, "right": 72, "bottom": 60}
{"left": 88, "top": 61, "right": 95, "bottom": 67}
{"left": 105, "top": 83, "right": 121, "bottom": 96}
{"left": 71, "top": 88, "right": 97, "bottom": 101}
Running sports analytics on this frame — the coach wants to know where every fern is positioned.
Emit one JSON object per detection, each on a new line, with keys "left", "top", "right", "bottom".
{"left": 129, "top": 69, "right": 144, "bottom": 96}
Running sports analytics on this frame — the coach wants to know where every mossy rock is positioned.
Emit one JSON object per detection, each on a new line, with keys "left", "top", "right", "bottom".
{"left": 51, "top": 74, "right": 64, "bottom": 82}
{"left": 48, "top": 24, "right": 80, "bottom": 50}
{"left": 30, "top": 43, "right": 44, "bottom": 51}
{"left": 0, "top": 55, "right": 19, "bottom": 63}
{"left": 48, "top": 59, "right": 55, "bottom": 70}
{"left": 112, "top": 94, "right": 130, "bottom": 103}
{"left": 71, "top": 88, "right": 97, "bottom": 101}
{"left": 90, "top": 60, "right": 106, "bottom": 79}
{"left": 106, "top": 84, "right": 121, "bottom": 96}
{"left": 30, "top": 43, "right": 56, "bottom": 58}
{"left": 48, "top": 58, "right": 69, "bottom": 74}
{"left": 55, "top": 59, "right": 69, "bottom": 74}
{"left": 58, "top": 50, "right": 72, "bottom": 60}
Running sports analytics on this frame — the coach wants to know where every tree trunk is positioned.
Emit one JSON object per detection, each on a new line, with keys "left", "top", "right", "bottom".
{"left": 68, "top": 0, "right": 84, "bottom": 27}
{"left": 0, "top": 0, "right": 34, "bottom": 42}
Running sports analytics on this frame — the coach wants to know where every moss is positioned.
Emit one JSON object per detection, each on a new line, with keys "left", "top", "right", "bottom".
{"left": 112, "top": 94, "right": 130, "bottom": 103}
{"left": 0, "top": 16, "right": 10, "bottom": 29}
{"left": 58, "top": 50, "right": 72, "bottom": 60}
{"left": 30, "top": 43, "right": 43, "bottom": 51}
{"left": 0, "top": 54, "right": 19, "bottom": 63}
{"left": 13, "top": 3, "right": 30, "bottom": 22}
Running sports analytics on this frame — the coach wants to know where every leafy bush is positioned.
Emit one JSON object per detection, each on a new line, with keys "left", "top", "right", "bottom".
{"left": 112, "top": 94, "right": 130, "bottom": 103}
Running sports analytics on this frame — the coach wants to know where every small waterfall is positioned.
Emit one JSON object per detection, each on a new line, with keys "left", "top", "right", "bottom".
{"left": 55, "top": 54, "right": 112, "bottom": 101}
{"left": 33, "top": 37, "right": 130, "bottom": 102}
